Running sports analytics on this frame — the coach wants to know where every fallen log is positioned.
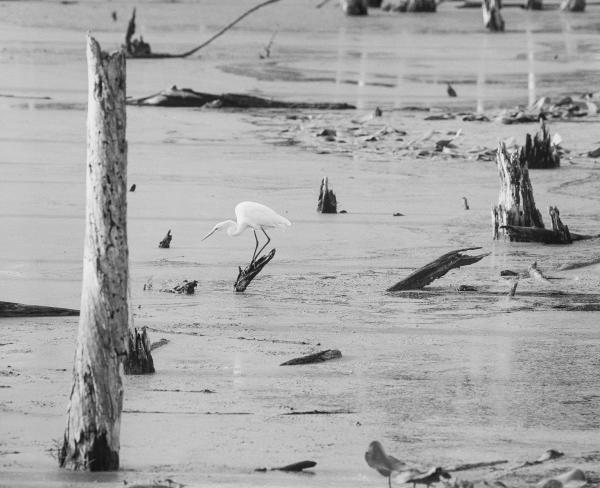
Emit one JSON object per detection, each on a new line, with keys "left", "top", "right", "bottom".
{"left": 234, "top": 249, "right": 276, "bottom": 292}
{"left": 492, "top": 142, "right": 545, "bottom": 241}
{"left": 127, "top": 86, "right": 355, "bottom": 110}
{"left": 0, "top": 301, "right": 79, "bottom": 318}
{"left": 124, "top": 327, "right": 155, "bottom": 375}
{"left": 158, "top": 229, "right": 172, "bottom": 248}
{"left": 280, "top": 349, "right": 342, "bottom": 366}
{"left": 317, "top": 177, "right": 338, "bottom": 213}
{"left": 387, "top": 247, "right": 489, "bottom": 292}
{"left": 482, "top": 0, "right": 505, "bottom": 31}
{"left": 523, "top": 121, "right": 560, "bottom": 169}
{"left": 255, "top": 460, "right": 317, "bottom": 472}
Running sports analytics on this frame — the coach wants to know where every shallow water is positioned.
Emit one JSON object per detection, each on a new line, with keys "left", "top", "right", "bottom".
{"left": 1, "top": 1, "right": 600, "bottom": 487}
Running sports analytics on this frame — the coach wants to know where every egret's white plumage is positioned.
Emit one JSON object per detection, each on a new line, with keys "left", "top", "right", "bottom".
{"left": 202, "top": 201, "right": 291, "bottom": 260}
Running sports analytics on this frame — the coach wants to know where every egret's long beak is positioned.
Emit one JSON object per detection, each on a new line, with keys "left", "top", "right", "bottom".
{"left": 201, "top": 228, "right": 217, "bottom": 241}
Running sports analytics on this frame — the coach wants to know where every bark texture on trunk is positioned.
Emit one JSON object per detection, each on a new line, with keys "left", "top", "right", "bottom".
{"left": 59, "top": 36, "right": 128, "bottom": 472}
{"left": 482, "top": 0, "right": 504, "bottom": 31}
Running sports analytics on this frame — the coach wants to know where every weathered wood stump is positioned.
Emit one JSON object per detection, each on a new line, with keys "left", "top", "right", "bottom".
{"left": 502, "top": 206, "right": 572, "bottom": 244}
{"left": 158, "top": 230, "right": 172, "bottom": 248}
{"left": 407, "top": 0, "right": 437, "bottom": 11}
{"left": 492, "top": 142, "right": 544, "bottom": 241}
{"left": 341, "top": 0, "right": 369, "bottom": 14}
{"left": 523, "top": 121, "right": 560, "bottom": 169}
{"left": 60, "top": 36, "right": 129, "bottom": 471}
{"left": 560, "top": 0, "right": 585, "bottom": 10}
{"left": 160, "top": 279, "right": 198, "bottom": 294}
{"left": 124, "top": 327, "right": 155, "bottom": 375}
{"left": 482, "top": 0, "right": 505, "bottom": 31}
{"left": 0, "top": 301, "right": 79, "bottom": 317}
{"left": 317, "top": 177, "right": 338, "bottom": 214}
{"left": 234, "top": 249, "right": 276, "bottom": 292}
{"left": 387, "top": 247, "right": 489, "bottom": 292}
{"left": 255, "top": 460, "right": 317, "bottom": 472}
{"left": 128, "top": 86, "right": 355, "bottom": 109}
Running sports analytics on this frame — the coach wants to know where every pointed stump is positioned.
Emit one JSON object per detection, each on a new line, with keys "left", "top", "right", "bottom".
{"left": 234, "top": 249, "right": 276, "bottom": 292}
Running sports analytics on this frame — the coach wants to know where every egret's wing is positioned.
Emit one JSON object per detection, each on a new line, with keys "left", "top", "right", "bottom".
{"left": 235, "top": 201, "right": 291, "bottom": 228}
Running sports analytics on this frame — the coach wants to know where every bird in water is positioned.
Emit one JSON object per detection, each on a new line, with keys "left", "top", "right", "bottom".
{"left": 447, "top": 83, "right": 457, "bottom": 97}
{"left": 365, "top": 441, "right": 406, "bottom": 488}
{"left": 202, "top": 201, "right": 291, "bottom": 262}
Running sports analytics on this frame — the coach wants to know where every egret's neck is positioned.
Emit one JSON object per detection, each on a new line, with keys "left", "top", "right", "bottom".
{"left": 225, "top": 220, "right": 241, "bottom": 236}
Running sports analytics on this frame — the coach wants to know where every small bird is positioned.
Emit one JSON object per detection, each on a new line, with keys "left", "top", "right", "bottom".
{"left": 447, "top": 83, "right": 457, "bottom": 97}
{"left": 365, "top": 441, "right": 406, "bottom": 488}
{"left": 202, "top": 201, "right": 291, "bottom": 262}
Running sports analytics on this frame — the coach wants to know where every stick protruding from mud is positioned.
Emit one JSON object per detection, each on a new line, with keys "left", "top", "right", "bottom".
{"left": 387, "top": 247, "right": 489, "bottom": 292}
{"left": 60, "top": 35, "right": 128, "bottom": 471}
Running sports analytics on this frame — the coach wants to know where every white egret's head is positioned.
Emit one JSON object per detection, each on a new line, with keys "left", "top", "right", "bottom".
{"left": 201, "top": 220, "right": 235, "bottom": 241}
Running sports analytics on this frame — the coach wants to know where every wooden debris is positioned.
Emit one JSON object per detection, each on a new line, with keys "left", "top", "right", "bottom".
{"left": 560, "top": 0, "right": 585, "bottom": 10}
{"left": 280, "top": 349, "right": 342, "bottom": 366}
{"left": 523, "top": 122, "right": 560, "bottom": 169}
{"left": 124, "top": 327, "right": 155, "bottom": 375}
{"left": 341, "top": 0, "right": 369, "bottom": 15}
{"left": 0, "top": 301, "right": 79, "bottom": 318}
{"left": 234, "top": 249, "right": 276, "bottom": 292}
{"left": 128, "top": 86, "right": 354, "bottom": 109}
{"left": 283, "top": 409, "right": 353, "bottom": 415}
{"left": 502, "top": 206, "right": 572, "bottom": 244}
{"left": 528, "top": 262, "right": 551, "bottom": 284}
{"left": 492, "top": 142, "right": 545, "bottom": 241}
{"left": 525, "top": 0, "right": 543, "bottom": 9}
{"left": 60, "top": 35, "right": 128, "bottom": 471}
{"left": 463, "top": 197, "right": 469, "bottom": 210}
{"left": 447, "top": 460, "right": 508, "bottom": 472}
{"left": 129, "top": 184, "right": 136, "bottom": 192}
{"left": 150, "top": 338, "right": 169, "bottom": 351}
{"left": 158, "top": 230, "right": 172, "bottom": 248}
{"left": 482, "top": 0, "right": 505, "bottom": 31}
{"left": 259, "top": 30, "right": 277, "bottom": 59}
{"left": 387, "top": 247, "right": 489, "bottom": 292}
{"left": 509, "top": 281, "right": 519, "bottom": 297}
{"left": 255, "top": 460, "right": 317, "bottom": 472}
{"left": 160, "top": 280, "right": 198, "bottom": 294}
{"left": 317, "top": 177, "right": 338, "bottom": 214}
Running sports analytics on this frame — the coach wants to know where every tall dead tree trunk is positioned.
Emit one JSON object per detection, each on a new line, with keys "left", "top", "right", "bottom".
{"left": 482, "top": 0, "right": 505, "bottom": 31}
{"left": 492, "top": 142, "right": 544, "bottom": 241}
{"left": 560, "top": 0, "right": 585, "bottom": 10}
{"left": 59, "top": 36, "right": 129, "bottom": 471}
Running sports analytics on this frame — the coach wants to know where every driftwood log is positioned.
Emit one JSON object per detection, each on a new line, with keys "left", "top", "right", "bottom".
{"left": 523, "top": 121, "right": 560, "bottom": 169}
{"left": 317, "top": 177, "right": 338, "bottom": 213}
{"left": 0, "top": 301, "right": 79, "bottom": 318}
{"left": 387, "top": 247, "right": 489, "bottom": 292}
{"left": 280, "top": 349, "right": 342, "bottom": 366}
{"left": 124, "top": 327, "right": 155, "bottom": 375}
{"left": 341, "top": 0, "right": 369, "bottom": 14}
{"left": 407, "top": 0, "right": 437, "bottom": 11}
{"left": 160, "top": 280, "right": 198, "bottom": 294}
{"left": 158, "top": 229, "right": 172, "bottom": 248}
{"left": 492, "top": 142, "right": 545, "bottom": 241}
{"left": 60, "top": 36, "right": 129, "bottom": 471}
{"left": 255, "top": 460, "right": 317, "bottom": 472}
{"left": 128, "top": 86, "right": 355, "bottom": 110}
{"left": 482, "top": 0, "right": 505, "bottom": 31}
{"left": 234, "top": 249, "right": 276, "bottom": 292}
{"left": 560, "top": 0, "right": 585, "bottom": 9}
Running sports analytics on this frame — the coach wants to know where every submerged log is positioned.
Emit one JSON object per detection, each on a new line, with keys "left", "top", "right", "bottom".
{"left": 341, "top": 0, "right": 369, "bottom": 14}
{"left": 234, "top": 249, "right": 276, "bottom": 292}
{"left": 128, "top": 86, "right": 355, "bottom": 109}
{"left": 387, "top": 247, "right": 489, "bottom": 292}
{"left": 482, "top": 0, "right": 505, "bottom": 31}
{"left": 317, "top": 177, "right": 338, "bottom": 213}
{"left": 523, "top": 121, "right": 560, "bottom": 169}
{"left": 124, "top": 327, "right": 155, "bottom": 375}
{"left": 560, "top": 0, "right": 585, "bottom": 9}
{"left": 0, "top": 301, "right": 79, "bottom": 318}
{"left": 280, "top": 349, "right": 342, "bottom": 366}
{"left": 492, "top": 142, "right": 545, "bottom": 241}
{"left": 158, "top": 230, "right": 172, "bottom": 248}
{"left": 60, "top": 36, "right": 128, "bottom": 471}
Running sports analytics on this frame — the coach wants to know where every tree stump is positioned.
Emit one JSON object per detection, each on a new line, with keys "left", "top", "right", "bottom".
{"left": 59, "top": 36, "right": 128, "bottom": 471}
{"left": 525, "top": 0, "right": 543, "bottom": 9}
{"left": 560, "top": 0, "right": 585, "bottom": 10}
{"left": 406, "top": 0, "right": 437, "bottom": 11}
{"left": 502, "top": 206, "right": 572, "bottom": 244}
{"left": 124, "top": 327, "right": 155, "bottom": 375}
{"left": 492, "top": 142, "right": 544, "bottom": 241}
{"left": 234, "top": 249, "right": 276, "bottom": 292}
{"left": 341, "top": 0, "right": 369, "bottom": 14}
{"left": 482, "top": 0, "right": 505, "bottom": 31}
{"left": 523, "top": 121, "right": 560, "bottom": 169}
{"left": 158, "top": 230, "right": 172, "bottom": 248}
{"left": 368, "top": 0, "right": 383, "bottom": 6}
{"left": 317, "top": 177, "right": 337, "bottom": 214}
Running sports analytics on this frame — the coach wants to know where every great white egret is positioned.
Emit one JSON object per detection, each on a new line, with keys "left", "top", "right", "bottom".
{"left": 202, "top": 201, "right": 291, "bottom": 261}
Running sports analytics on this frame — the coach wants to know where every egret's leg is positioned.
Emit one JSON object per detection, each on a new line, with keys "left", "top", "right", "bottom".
{"left": 251, "top": 230, "right": 260, "bottom": 263}
{"left": 255, "top": 228, "right": 271, "bottom": 257}
{"left": 388, "top": 475, "right": 392, "bottom": 488}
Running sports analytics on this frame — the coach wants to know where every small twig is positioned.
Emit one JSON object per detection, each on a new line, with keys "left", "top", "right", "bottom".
{"left": 316, "top": 0, "right": 333, "bottom": 7}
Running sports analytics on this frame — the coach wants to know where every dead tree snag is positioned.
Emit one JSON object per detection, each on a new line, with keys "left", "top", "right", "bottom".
{"left": 124, "top": 327, "right": 155, "bottom": 375}
{"left": 501, "top": 206, "right": 573, "bottom": 244}
{"left": 492, "top": 142, "right": 544, "bottom": 241}
{"left": 317, "top": 177, "right": 338, "bottom": 213}
{"left": 482, "top": 0, "right": 504, "bottom": 31}
{"left": 60, "top": 36, "right": 128, "bottom": 471}
{"left": 234, "top": 249, "right": 276, "bottom": 292}
{"left": 159, "top": 230, "right": 172, "bottom": 248}
{"left": 523, "top": 122, "right": 560, "bottom": 169}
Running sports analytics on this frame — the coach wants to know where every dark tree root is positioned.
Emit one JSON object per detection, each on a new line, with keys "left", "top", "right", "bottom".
{"left": 234, "top": 249, "right": 276, "bottom": 292}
